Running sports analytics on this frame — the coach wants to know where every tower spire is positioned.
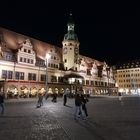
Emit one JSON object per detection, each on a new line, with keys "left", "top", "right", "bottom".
{"left": 67, "top": 13, "right": 74, "bottom": 32}
{"left": 63, "top": 14, "right": 78, "bottom": 41}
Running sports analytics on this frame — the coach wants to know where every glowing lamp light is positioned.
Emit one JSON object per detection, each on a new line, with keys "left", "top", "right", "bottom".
{"left": 46, "top": 53, "right": 50, "bottom": 59}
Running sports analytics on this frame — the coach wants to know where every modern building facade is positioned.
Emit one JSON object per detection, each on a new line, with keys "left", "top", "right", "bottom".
{"left": 0, "top": 15, "right": 117, "bottom": 98}
{"left": 113, "top": 60, "right": 140, "bottom": 95}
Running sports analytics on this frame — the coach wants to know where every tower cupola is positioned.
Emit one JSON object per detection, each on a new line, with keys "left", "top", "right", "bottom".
{"left": 64, "top": 13, "right": 78, "bottom": 41}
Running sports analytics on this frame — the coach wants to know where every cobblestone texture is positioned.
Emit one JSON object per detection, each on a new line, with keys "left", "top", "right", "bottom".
{"left": 0, "top": 96, "right": 140, "bottom": 140}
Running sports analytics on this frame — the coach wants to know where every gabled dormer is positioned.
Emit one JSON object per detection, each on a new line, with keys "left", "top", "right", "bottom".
{"left": 17, "top": 39, "right": 36, "bottom": 66}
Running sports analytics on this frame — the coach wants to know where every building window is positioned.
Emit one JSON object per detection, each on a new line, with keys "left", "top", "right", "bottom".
{"left": 15, "top": 72, "right": 24, "bottom": 80}
{"left": 31, "top": 60, "right": 33, "bottom": 64}
{"left": 8, "top": 71, "right": 13, "bottom": 79}
{"left": 55, "top": 64, "right": 58, "bottom": 68}
{"left": 48, "top": 63, "right": 51, "bottom": 67}
{"left": 24, "top": 58, "right": 26, "bottom": 62}
{"left": 58, "top": 77, "right": 63, "bottom": 82}
{"left": 91, "top": 81, "right": 94, "bottom": 86}
{"left": 28, "top": 73, "right": 36, "bottom": 81}
{"left": 87, "top": 69, "right": 91, "bottom": 75}
{"left": 28, "top": 50, "right": 31, "bottom": 53}
{"left": 51, "top": 76, "right": 57, "bottom": 82}
{"left": 86, "top": 80, "right": 89, "bottom": 85}
{"left": 64, "top": 59, "right": 67, "bottom": 63}
{"left": 27, "top": 59, "right": 30, "bottom": 63}
{"left": 20, "top": 72, "right": 24, "bottom": 80}
{"left": 41, "top": 74, "right": 46, "bottom": 81}
{"left": 24, "top": 49, "right": 27, "bottom": 52}
{"left": 2, "top": 70, "right": 7, "bottom": 79}
{"left": 15, "top": 72, "right": 20, "bottom": 80}
{"left": 95, "top": 81, "right": 97, "bottom": 86}
{"left": 20, "top": 57, "right": 23, "bottom": 62}
{"left": 101, "top": 82, "right": 103, "bottom": 86}
{"left": 51, "top": 63, "right": 53, "bottom": 67}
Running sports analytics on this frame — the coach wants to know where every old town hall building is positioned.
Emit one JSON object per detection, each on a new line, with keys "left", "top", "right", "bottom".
{"left": 0, "top": 15, "right": 117, "bottom": 98}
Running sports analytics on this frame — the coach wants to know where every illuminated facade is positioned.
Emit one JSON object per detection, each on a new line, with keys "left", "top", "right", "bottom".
{"left": 0, "top": 15, "right": 117, "bottom": 98}
{"left": 113, "top": 60, "right": 140, "bottom": 95}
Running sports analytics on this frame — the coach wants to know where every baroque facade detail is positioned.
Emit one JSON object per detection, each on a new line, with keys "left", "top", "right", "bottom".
{"left": 0, "top": 15, "right": 117, "bottom": 98}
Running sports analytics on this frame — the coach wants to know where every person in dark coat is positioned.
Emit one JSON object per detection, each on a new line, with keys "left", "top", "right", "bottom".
{"left": 52, "top": 93, "right": 57, "bottom": 102}
{"left": 37, "top": 92, "right": 43, "bottom": 108}
{"left": 0, "top": 92, "right": 5, "bottom": 114}
{"left": 63, "top": 88, "right": 69, "bottom": 106}
{"left": 80, "top": 94, "right": 88, "bottom": 117}
{"left": 74, "top": 93, "right": 83, "bottom": 120}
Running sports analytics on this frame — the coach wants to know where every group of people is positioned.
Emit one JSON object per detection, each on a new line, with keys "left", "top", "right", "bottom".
{"left": 36, "top": 88, "right": 89, "bottom": 120}
{"left": 74, "top": 91, "right": 89, "bottom": 120}
{"left": 36, "top": 92, "right": 58, "bottom": 108}
{"left": 62, "top": 88, "right": 89, "bottom": 120}
{"left": 1, "top": 88, "right": 90, "bottom": 121}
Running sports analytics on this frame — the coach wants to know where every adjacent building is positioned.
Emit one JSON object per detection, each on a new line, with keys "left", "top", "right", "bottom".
{"left": 0, "top": 14, "right": 117, "bottom": 98}
{"left": 113, "top": 60, "right": 140, "bottom": 95}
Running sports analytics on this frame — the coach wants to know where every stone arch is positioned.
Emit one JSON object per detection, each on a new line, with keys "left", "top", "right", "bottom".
{"left": 54, "top": 87, "right": 59, "bottom": 94}
{"left": 7, "top": 85, "right": 18, "bottom": 98}
{"left": 48, "top": 87, "right": 53, "bottom": 94}
{"left": 59, "top": 88, "right": 64, "bottom": 96}
{"left": 20, "top": 86, "right": 29, "bottom": 98}
{"left": 30, "top": 87, "right": 38, "bottom": 97}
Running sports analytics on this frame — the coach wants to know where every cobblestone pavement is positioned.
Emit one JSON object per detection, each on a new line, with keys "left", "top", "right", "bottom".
{"left": 0, "top": 96, "right": 140, "bottom": 140}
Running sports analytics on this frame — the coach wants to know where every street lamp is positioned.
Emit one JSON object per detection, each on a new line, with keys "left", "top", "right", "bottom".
{"left": 45, "top": 53, "right": 50, "bottom": 94}
{"left": 106, "top": 66, "right": 110, "bottom": 95}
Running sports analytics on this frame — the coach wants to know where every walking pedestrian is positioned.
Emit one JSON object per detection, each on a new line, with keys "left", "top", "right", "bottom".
{"left": 74, "top": 93, "right": 83, "bottom": 120}
{"left": 0, "top": 92, "right": 5, "bottom": 115}
{"left": 52, "top": 93, "right": 57, "bottom": 102}
{"left": 45, "top": 91, "right": 49, "bottom": 100}
{"left": 37, "top": 92, "right": 43, "bottom": 108}
{"left": 63, "top": 88, "right": 69, "bottom": 106}
{"left": 80, "top": 94, "right": 88, "bottom": 118}
{"left": 118, "top": 92, "right": 122, "bottom": 101}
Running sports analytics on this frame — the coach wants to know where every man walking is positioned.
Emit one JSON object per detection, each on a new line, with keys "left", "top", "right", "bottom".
{"left": 63, "top": 88, "right": 69, "bottom": 106}
{"left": 0, "top": 92, "right": 5, "bottom": 115}
{"left": 74, "top": 93, "right": 83, "bottom": 120}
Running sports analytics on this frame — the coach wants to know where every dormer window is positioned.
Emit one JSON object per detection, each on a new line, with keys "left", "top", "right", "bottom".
{"left": 24, "top": 49, "right": 27, "bottom": 52}
{"left": 20, "top": 57, "right": 23, "bottom": 62}
{"left": 31, "top": 60, "right": 33, "bottom": 64}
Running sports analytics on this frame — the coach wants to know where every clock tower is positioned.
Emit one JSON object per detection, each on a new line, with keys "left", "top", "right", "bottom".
{"left": 62, "top": 14, "right": 80, "bottom": 71}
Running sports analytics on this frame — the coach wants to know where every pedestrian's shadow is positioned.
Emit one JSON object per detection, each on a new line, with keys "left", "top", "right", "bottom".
{"left": 64, "top": 105, "right": 72, "bottom": 108}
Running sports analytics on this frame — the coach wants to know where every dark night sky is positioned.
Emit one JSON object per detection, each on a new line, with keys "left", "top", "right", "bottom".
{"left": 0, "top": 1, "right": 139, "bottom": 65}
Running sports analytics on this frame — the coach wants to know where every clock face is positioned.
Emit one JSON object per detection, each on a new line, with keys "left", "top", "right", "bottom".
{"left": 75, "top": 47, "right": 79, "bottom": 55}
{"left": 63, "top": 47, "right": 67, "bottom": 54}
